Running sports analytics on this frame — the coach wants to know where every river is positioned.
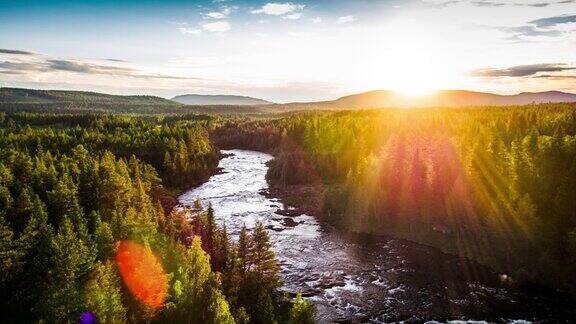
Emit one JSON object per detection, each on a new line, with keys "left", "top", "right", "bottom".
{"left": 178, "top": 150, "right": 571, "bottom": 323}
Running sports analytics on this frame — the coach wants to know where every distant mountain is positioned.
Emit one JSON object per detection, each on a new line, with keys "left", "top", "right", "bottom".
{"left": 172, "top": 94, "right": 272, "bottom": 106}
{"left": 0, "top": 87, "right": 177, "bottom": 105}
{"left": 0, "top": 87, "right": 184, "bottom": 114}
{"left": 278, "top": 90, "right": 576, "bottom": 110}
{"left": 2, "top": 87, "right": 575, "bottom": 114}
{"left": 432, "top": 90, "right": 576, "bottom": 107}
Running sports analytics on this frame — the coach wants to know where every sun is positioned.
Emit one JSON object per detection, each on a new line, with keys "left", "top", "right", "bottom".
{"left": 392, "top": 82, "right": 438, "bottom": 97}
{"left": 356, "top": 21, "right": 461, "bottom": 98}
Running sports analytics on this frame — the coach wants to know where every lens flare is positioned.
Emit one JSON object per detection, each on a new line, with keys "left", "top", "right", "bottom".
{"left": 79, "top": 311, "right": 96, "bottom": 324}
{"left": 115, "top": 241, "right": 167, "bottom": 309}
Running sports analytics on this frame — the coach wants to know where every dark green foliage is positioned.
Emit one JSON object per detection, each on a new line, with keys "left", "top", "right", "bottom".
{"left": 190, "top": 204, "right": 284, "bottom": 323}
{"left": 85, "top": 261, "right": 127, "bottom": 323}
{"left": 0, "top": 87, "right": 182, "bottom": 114}
{"left": 0, "top": 111, "right": 300, "bottom": 323}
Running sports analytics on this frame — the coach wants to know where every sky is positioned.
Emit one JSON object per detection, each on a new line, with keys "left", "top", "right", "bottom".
{"left": 0, "top": 0, "right": 575, "bottom": 102}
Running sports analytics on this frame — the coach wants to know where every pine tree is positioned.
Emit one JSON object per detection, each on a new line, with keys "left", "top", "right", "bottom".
{"left": 215, "top": 223, "right": 230, "bottom": 272}
{"left": 0, "top": 214, "right": 20, "bottom": 284}
{"left": 85, "top": 261, "right": 127, "bottom": 323}
{"left": 193, "top": 197, "right": 203, "bottom": 212}
{"left": 162, "top": 236, "right": 234, "bottom": 323}
{"left": 46, "top": 173, "right": 85, "bottom": 231}
{"left": 288, "top": 292, "right": 315, "bottom": 324}
{"left": 10, "top": 187, "right": 35, "bottom": 234}
{"left": 238, "top": 225, "right": 253, "bottom": 273}
{"left": 37, "top": 217, "right": 95, "bottom": 322}
{"left": 251, "top": 221, "right": 279, "bottom": 285}
{"left": 206, "top": 203, "right": 217, "bottom": 242}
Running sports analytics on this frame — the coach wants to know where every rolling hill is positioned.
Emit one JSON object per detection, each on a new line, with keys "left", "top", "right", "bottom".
{"left": 2, "top": 87, "right": 575, "bottom": 114}
{"left": 0, "top": 87, "right": 182, "bottom": 114}
{"left": 172, "top": 94, "right": 272, "bottom": 106}
{"left": 277, "top": 90, "right": 576, "bottom": 110}
{"left": 0, "top": 87, "right": 177, "bottom": 105}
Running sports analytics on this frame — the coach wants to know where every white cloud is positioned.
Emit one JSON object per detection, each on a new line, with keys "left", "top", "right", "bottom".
{"left": 178, "top": 27, "right": 202, "bottom": 35}
{"left": 311, "top": 17, "right": 322, "bottom": 23}
{"left": 336, "top": 16, "right": 355, "bottom": 24}
{"left": 283, "top": 13, "right": 302, "bottom": 20}
{"left": 202, "top": 21, "right": 231, "bottom": 32}
{"left": 204, "top": 6, "right": 233, "bottom": 19}
{"left": 205, "top": 12, "right": 226, "bottom": 19}
{"left": 251, "top": 3, "right": 305, "bottom": 16}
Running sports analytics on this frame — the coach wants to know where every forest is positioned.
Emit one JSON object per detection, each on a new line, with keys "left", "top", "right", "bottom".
{"left": 0, "top": 112, "right": 313, "bottom": 323}
{"left": 2, "top": 102, "right": 576, "bottom": 323}
{"left": 215, "top": 103, "right": 576, "bottom": 294}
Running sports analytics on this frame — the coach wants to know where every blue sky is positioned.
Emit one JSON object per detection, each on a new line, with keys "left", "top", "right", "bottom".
{"left": 1, "top": 0, "right": 575, "bottom": 102}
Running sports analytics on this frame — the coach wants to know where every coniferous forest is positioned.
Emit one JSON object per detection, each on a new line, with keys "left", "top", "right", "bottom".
{"left": 215, "top": 104, "right": 576, "bottom": 293}
{"left": 1, "top": 103, "right": 576, "bottom": 322}
{"left": 0, "top": 112, "right": 312, "bottom": 323}
{"left": 3, "top": 0, "right": 576, "bottom": 321}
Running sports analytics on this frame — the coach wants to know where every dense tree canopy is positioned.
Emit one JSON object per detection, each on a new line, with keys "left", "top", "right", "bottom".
{"left": 0, "top": 113, "right": 309, "bottom": 323}
{"left": 217, "top": 103, "right": 576, "bottom": 293}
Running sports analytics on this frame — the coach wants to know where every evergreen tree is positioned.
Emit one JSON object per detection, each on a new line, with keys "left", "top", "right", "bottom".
{"left": 288, "top": 293, "right": 315, "bottom": 324}
{"left": 237, "top": 225, "right": 253, "bottom": 273}
{"left": 251, "top": 221, "right": 279, "bottom": 285}
{"left": 37, "top": 217, "right": 95, "bottom": 322}
{"left": 85, "top": 261, "right": 127, "bottom": 323}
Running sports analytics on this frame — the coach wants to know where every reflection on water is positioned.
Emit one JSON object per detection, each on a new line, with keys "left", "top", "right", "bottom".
{"left": 179, "top": 150, "right": 564, "bottom": 323}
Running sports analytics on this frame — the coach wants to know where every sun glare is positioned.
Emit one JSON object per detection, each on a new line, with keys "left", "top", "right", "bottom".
{"left": 393, "top": 83, "right": 438, "bottom": 97}
{"left": 358, "top": 21, "right": 462, "bottom": 98}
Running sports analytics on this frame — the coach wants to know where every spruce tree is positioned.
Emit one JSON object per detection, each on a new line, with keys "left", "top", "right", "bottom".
{"left": 251, "top": 221, "right": 279, "bottom": 285}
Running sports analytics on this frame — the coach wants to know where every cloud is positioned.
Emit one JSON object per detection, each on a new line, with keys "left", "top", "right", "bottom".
{"left": 311, "top": 17, "right": 322, "bottom": 23}
{"left": 48, "top": 60, "right": 104, "bottom": 73}
{"left": 202, "top": 21, "right": 231, "bottom": 32}
{"left": 178, "top": 27, "right": 202, "bottom": 35}
{"left": 336, "top": 16, "right": 355, "bottom": 24}
{"left": 204, "top": 6, "right": 233, "bottom": 19}
{"left": 496, "top": 14, "right": 576, "bottom": 40}
{"left": 0, "top": 58, "right": 201, "bottom": 80}
{"left": 529, "top": 15, "right": 576, "bottom": 28}
{"left": 498, "top": 25, "right": 562, "bottom": 38}
{"left": 471, "top": 63, "right": 576, "bottom": 77}
{"left": 0, "top": 49, "right": 35, "bottom": 55}
{"left": 533, "top": 74, "right": 576, "bottom": 79}
{"left": 251, "top": 3, "right": 305, "bottom": 16}
{"left": 205, "top": 12, "right": 226, "bottom": 19}
{"left": 283, "top": 13, "right": 302, "bottom": 20}
{"left": 0, "top": 61, "right": 45, "bottom": 74}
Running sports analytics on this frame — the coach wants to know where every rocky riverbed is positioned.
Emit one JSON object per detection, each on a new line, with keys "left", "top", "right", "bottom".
{"left": 178, "top": 150, "right": 574, "bottom": 323}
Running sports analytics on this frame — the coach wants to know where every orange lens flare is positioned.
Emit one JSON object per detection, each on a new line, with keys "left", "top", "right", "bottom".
{"left": 115, "top": 241, "right": 167, "bottom": 309}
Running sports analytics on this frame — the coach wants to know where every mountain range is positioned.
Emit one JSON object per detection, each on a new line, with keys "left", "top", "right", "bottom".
{"left": 0, "top": 87, "right": 176, "bottom": 106}
{"left": 278, "top": 90, "right": 576, "bottom": 110}
{"left": 1, "top": 88, "right": 576, "bottom": 113}
{"left": 171, "top": 94, "right": 271, "bottom": 106}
